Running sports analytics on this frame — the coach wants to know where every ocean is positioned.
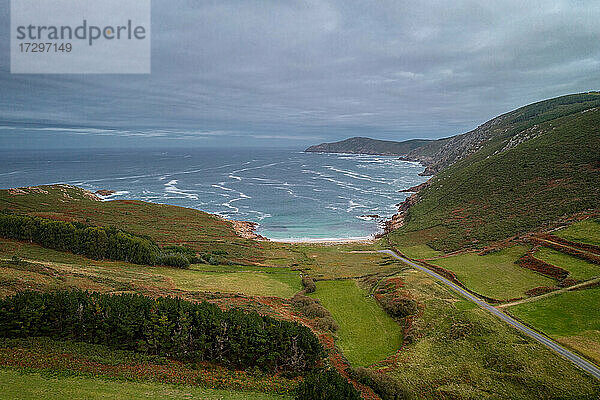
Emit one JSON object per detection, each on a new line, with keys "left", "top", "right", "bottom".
{"left": 0, "top": 148, "right": 427, "bottom": 240}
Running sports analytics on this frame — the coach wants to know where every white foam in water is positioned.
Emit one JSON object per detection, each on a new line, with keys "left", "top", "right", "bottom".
{"left": 0, "top": 149, "right": 428, "bottom": 240}
{"left": 98, "top": 190, "right": 130, "bottom": 200}
{"left": 164, "top": 179, "right": 199, "bottom": 200}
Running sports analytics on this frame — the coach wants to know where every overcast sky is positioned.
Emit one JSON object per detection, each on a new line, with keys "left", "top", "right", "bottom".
{"left": 1, "top": 0, "right": 599, "bottom": 149}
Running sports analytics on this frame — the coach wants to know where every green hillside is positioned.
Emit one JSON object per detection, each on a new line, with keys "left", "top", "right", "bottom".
{"left": 305, "top": 136, "right": 434, "bottom": 155}
{"left": 389, "top": 95, "right": 600, "bottom": 252}
{"left": 0, "top": 185, "right": 261, "bottom": 264}
{"left": 406, "top": 92, "right": 600, "bottom": 174}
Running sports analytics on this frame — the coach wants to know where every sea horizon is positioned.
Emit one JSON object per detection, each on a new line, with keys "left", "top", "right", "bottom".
{"left": 0, "top": 146, "right": 427, "bottom": 240}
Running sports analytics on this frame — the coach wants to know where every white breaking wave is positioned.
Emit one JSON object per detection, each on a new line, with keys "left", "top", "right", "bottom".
{"left": 164, "top": 179, "right": 199, "bottom": 200}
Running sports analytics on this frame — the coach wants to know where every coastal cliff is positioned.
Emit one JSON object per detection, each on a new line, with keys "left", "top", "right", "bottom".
{"left": 305, "top": 137, "right": 433, "bottom": 156}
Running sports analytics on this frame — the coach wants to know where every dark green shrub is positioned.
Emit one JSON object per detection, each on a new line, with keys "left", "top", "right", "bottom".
{"left": 156, "top": 253, "right": 190, "bottom": 269}
{"left": 295, "top": 369, "right": 361, "bottom": 400}
{"left": 380, "top": 297, "right": 418, "bottom": 319}
{"left": 0, "top": 213, "right": 158, "bottom": 265}
{"left": 314, "top": 316, "right": 339, "bottom": 332}
{"left": 0, "top": 290, "right": 324, "bottom": 373}
{"left": 302, "top": 276, "right": 316, "bottom": 293}
{"left": 291, "top": 294, "right": 338, "bottom": 332}
{"left": 351, "top": 367, "right": 410, "bottom": 400}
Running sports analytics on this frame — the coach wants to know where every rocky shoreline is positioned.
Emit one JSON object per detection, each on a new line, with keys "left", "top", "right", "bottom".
{"left": 230, "top": 220, "right": 269, "bottom": 241}
{"left": 85, "top": 184, "right": 421, "bottom": 242}
{"left": 95, "top": 189, "right": 116, "bottom": 197}
{"left": 381, "top": 180, "right": 431, "bottom": 235}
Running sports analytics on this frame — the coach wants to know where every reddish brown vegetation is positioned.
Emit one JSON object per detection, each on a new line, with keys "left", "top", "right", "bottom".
{"left": 524, "top": 286, "right": 556, "bottom": 296}
{"left": 559, "top": 278, "right": 578, "bottom": 288}
{"left": 516, "top": 254, "right": 569, "bottom": 280}
{"left": 0, "top": 345, "right": 299, "bottom": 394}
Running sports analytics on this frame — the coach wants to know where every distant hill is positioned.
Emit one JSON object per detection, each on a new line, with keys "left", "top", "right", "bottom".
{"left": 307, "top": 93, "right": 600, "bottom": 177}
{"left": 305, "top": 137, "right": 434, "bottom": 156}
{"left": 388, "top": 92, "right": 600, "bottom": 252}
{"left": 404, "top": 92, "right": 600, "bottom": 175}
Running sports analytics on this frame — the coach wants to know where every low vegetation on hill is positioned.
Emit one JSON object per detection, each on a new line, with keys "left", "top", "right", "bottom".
{"left": 0, "top": 185, "right": 260, "bottom": 264}
{"left": 390, "top": 95, "right": 600, "bottom": 252}
{"left": 0, "top": 290, "right": 323, "bottom": 373}
{"left": 305, "top": 136, "right": 436, "bottom": 155}
{"left": 1, "top": 92, "right": 600, "bottom": 399}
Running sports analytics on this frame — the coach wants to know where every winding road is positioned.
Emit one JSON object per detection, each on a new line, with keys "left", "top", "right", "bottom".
{"left": 379, "top": 249, "right": 600, "bottom": 380}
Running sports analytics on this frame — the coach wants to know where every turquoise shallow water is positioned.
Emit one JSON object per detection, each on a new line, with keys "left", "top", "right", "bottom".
{"left": 0, "top": 148, "right": 427, "bottom": 240}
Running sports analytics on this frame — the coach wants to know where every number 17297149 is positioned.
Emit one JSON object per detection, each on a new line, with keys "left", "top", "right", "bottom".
{"left": 19, "top": 42, "right": 72, "bottom": 53}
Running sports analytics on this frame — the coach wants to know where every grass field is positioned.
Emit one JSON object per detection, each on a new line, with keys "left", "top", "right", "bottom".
{"left": 0, "top": 369, "right": 290, "bottom": 400}
{"left": 161, "top": 264, "right": 301, "bottom": 297}
{"left": 263, "top": 242, "right": 400, "bottom": 279}
{"left": 430, "top": 245, "right": 555, "bottom": 300}
{"left": 309, "top": 280, "right": 402, "bottom": 366}
{"left": 395, "top": 244, "right": 442, "bottom": 260}
{"left": 508, "top": 287, "right": 600, "bottom": 364}
{"left": 0, "top": 238, "right": 300, "bottom": 298}
{"left": 385, "top": 228, "right": 445, "bottom": 259}
{"left": 554, "top": 218, "right": 600, "bottom": 247}
{"left": 380, "top": 268, "right": 600, "bottom": 400}
{"left": 534, "top": 247, "right": 600, "bottom": 281}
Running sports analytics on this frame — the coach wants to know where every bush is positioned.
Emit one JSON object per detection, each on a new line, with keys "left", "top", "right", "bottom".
{"left": 295, "top": 369, "right": 361, "bottom": 400}
{"left": 156, "top": 253, "right": 190, "bottom": 269}
{"left": 0, "top": 290, "right": 324, "bottom": 373}
{"left": 291, "top": 294, "right": 338, "bottom": 332}
{"left": 302, "top": 276, "right": 316, "bottom": 293}
{"left": 314, "top": 316, "right": 339, "bottom": 333}
{"left": 379, "top": 297, "right": 418, "bottom": 319}
{"left": 0, "top": 213, "right": 157, "bottom": 265}
{"left": 0, "top": 213, "right": 206, "bottom": 269}
{"left": 350, "top": 367, "right": 409, "bottom": 400}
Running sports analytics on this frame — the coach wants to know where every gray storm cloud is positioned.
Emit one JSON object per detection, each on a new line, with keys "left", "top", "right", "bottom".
{"left": 0, "top": 0, "right": 599, "bottom": 147}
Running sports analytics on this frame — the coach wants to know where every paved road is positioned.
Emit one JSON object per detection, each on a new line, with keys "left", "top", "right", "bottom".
{"left": 379, "top": 249, "right": 600, "bottom": 380}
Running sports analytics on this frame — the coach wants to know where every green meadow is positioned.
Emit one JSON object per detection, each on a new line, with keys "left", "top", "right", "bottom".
{"left": 310, "top": 280, "right": 402, "bottom": 366}
{"left": 430, "top": 246, "right": 555, "bottom": 300}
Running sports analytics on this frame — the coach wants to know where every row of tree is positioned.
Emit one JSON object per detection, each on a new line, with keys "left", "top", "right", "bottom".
{"left": 0, "top": 289, "right": 324, "bottom": 373}
{"left": 0, "top": 213, "right": 190, "bottom": 268}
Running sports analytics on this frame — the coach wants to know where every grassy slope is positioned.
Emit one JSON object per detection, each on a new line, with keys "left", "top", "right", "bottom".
{"left": 383, "top": 268, "right": 600, "bottom": 400}
{"left": 554, "top": 218, "right": 600, "bottom": 247}
{"left": 534, "top": 247, "right": 600, "bottom": 281}
{"left": 386, "top": 232, "right": 443, "bottom": 259}
{"left": 305, "top": 137, "right": 434, "bottom": 155}
{"left": 430, "top": 246, "right": 555, "bottom": 300}
{"left": 0, "top": 369, "right": 289, "bottom": 400}
{"left": 508, "top": 287, "right": 600, "bottom": 364}
{"left": 262, "top": 242, "right": 399, "bottom": 279}
{"left": 164, "top": 264, "right": 302, "bottom": 297}
{"left": 0, "top": 239, "right": 301, "bottom": 298}
{"left": 310, "top": 280, "right": 402, "bottom": 366}
{"left": 0, "top": 337, "right": 297, "bottom": 396}
{"left": 0, "top": 185, "right": 261, "bottom": 263}
{"left": 389, "top": 96, "right": 600, "bottom": 252}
